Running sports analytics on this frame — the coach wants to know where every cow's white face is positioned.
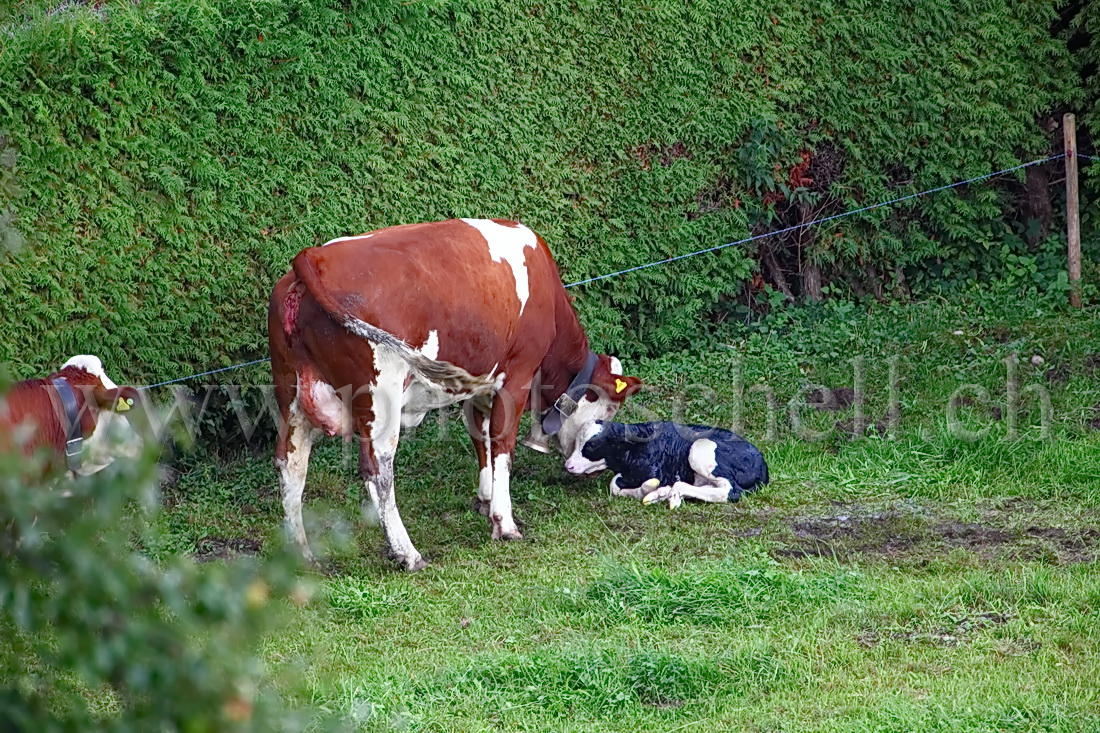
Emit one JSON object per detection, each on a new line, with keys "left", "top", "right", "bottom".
{"left": 550, "top": 354, "right": 639, "bottom": 457}
{"left": 555, "top": 392, "right": 621, "bottom": 458}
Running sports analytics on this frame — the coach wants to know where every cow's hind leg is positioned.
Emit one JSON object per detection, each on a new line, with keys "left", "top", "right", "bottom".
{"left": 276, "top": 401, "right": 317, "bottom": 563}
{"left": 359, "top": 350, "right": 425, "bottom": 572}
{"left": 463, "top": 403, "right": 493, "bottom": 517}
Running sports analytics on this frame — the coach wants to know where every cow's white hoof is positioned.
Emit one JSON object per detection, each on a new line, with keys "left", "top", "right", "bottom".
{"left": 641, "top": 478, "right": 661, "bottom": 492}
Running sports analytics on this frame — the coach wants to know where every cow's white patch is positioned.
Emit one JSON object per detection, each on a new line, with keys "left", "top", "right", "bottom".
{"left": 475, "top": 413, "right": 492, "bottom": 503}
{"left": 369, "top": 348, "right": 407, "bottom": 455}
{"left": 63, "top": 355, "right": 117, "bottom": 389}
{"left": 366, "top": 346, "right": 422, "bottom": 569}
{"left": 460, "top": 218, "right": 536, "bottom": 315}
{"left": 400, "top": 332, "right": 495, "bottom": 427}
{"left": 299, "top": 372, "right": 352, "bottom": 436}
{"left": 77, "top": 412, "right": 142, "bottom": 476}
{"left": 418, "top": 330, "right": 440, "bottom": 360}
{"left": 322, "top": 233, "right": 373, "bottom": 246}
{"left": 609, "top": 356, "right": 623, "bottom": 376}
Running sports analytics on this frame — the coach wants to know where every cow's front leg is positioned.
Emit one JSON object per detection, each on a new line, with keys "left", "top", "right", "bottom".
{"left": 487, "top": 387, "right": 526, "bottom": 540}
{"left": 463, "top": 403, "right": 493, "bottom": 517}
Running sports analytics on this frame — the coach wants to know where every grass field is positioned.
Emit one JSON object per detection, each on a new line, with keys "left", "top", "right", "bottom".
{"left": 152, "top": 289, "right": 1100, "bottom": 732}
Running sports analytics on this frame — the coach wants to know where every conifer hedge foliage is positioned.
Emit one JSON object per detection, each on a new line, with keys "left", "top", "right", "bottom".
{"left": 0, "top": 0, "right": 1079, "bottom": 380}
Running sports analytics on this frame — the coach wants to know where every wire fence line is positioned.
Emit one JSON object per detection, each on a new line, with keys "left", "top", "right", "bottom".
{"left": 562, "top": 154, "right": 1065, "bottom": 288}
{"left": 142, "top": 359, "right": 273, "bottom": 390}
{"left": 141, "top": 152, "right": 1077, "bottom": 388}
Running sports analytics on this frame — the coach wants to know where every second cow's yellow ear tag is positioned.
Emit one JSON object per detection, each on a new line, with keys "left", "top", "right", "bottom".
{"left": 615, "top": 378, "right": 628, "bottom": 394}
{"left": 116, "top": 396, "right": 133, "bottom": 412}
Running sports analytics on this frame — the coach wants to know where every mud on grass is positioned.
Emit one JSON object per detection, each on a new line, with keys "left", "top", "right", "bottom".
{"left": 769, "top": 500, "right": 1100, "bottom": 565}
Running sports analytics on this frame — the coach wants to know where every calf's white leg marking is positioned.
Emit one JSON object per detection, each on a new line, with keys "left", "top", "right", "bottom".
{"left": 460, "top": 218, "right": 536, "bottom": 315}
{"left": 609, "top": 473, "right": 648, "bottom": 500}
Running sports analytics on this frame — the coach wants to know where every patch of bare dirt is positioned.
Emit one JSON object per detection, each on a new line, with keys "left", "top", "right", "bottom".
{"left": 1045, "top": 363, "right": 1071, "bottom": 385}
{"left": 856, "top": 611, "right": 1012, "bottom": 648}
{"left": 1087, "top": 403, "right": 1100, "bottom": 431}
{"left": 194, "top": 536, "right": 261, "bottom": 562}
{"left": 772, "top": 503, "right": 1100, "bottom": 564}
{"left": 807, "top": 387, "right": 861, "bottom": 412}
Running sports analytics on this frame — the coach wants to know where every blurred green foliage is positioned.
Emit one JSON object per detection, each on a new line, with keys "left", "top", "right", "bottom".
{"left": 0, "top": 443, "right": 319, "bottom": 730}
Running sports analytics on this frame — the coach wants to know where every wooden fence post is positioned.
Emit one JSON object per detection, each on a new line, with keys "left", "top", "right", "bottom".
{"left": 1064, "top": 113, "right": 1081, "bottom": 308}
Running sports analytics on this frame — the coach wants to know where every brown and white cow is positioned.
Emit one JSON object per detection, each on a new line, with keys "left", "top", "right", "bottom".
{"left": 0, "top": 355, "right": 145, "bottom": 477}
{"left": 269, "top": 218, "right": 640, "bottom": 570}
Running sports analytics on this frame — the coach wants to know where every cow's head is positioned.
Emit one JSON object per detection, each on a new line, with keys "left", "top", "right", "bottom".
{"left": 55, "top": 355, "right": 146, "bottom": 475}
{"left": 548, "top": 354, "right": 641, "bottom": 457}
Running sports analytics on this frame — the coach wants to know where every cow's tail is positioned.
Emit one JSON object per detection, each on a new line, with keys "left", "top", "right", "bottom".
{"left": 290, "top": 252, "right": 497, "bottom": 394}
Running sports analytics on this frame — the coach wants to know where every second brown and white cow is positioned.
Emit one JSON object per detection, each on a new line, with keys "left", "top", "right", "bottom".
{"left": 269, "top": 218, "right": 640, "bottom": 570}
{"left": 0, "top": 355, "right": 145, "bottom": 477}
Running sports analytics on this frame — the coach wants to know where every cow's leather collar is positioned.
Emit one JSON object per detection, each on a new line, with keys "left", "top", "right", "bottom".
{"left": 50, "top": 377, "right": 83, "bottom": 472}
{"left": 540, "top": 350, "right": 599, "bottom": 436}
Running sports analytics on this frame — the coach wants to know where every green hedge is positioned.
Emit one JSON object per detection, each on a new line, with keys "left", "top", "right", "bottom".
{"left": 0, "top": 0, "right": 1076, "bottom": 381}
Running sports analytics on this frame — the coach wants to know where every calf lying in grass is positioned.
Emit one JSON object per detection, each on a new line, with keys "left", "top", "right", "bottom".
{"left": 565, "top": 421, "right": 769, "bottom": 508}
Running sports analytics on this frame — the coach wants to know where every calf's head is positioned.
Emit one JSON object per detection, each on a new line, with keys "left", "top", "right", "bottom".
{"left": 564, "top": 420, "right": 613, "bottom": 475}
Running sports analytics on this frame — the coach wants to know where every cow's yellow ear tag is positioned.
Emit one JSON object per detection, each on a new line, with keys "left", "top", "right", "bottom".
{"left": 615, "top": 378, "right": 628, "bottom": 394}
{"left": 116, "top": 396, "right": 133, "bottom": 412}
